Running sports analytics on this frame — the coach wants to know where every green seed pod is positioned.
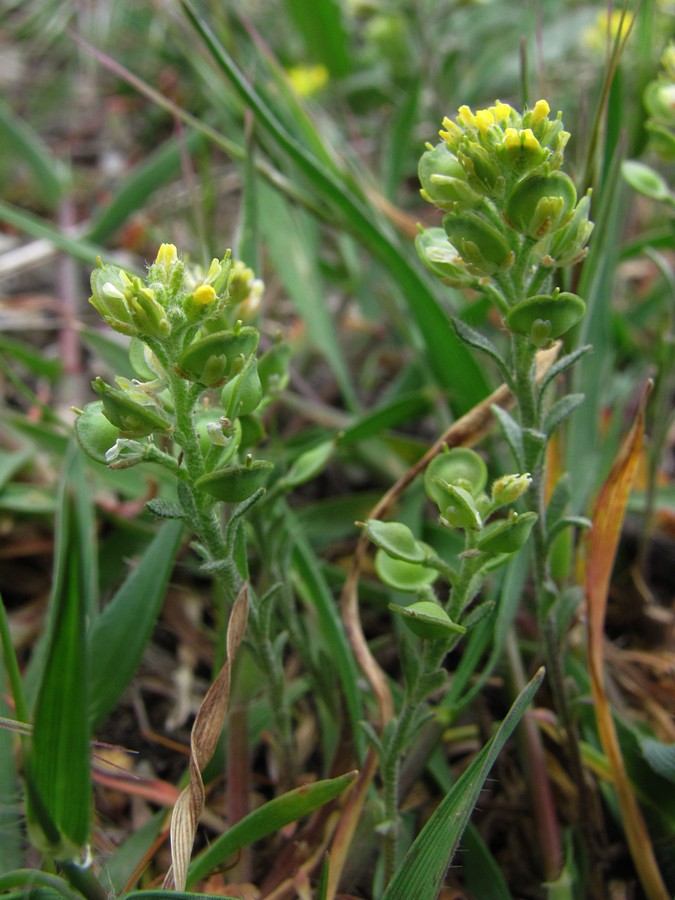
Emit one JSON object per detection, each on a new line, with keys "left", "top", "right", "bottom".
{"left": 176, "top": 326, "right": 260, "bottom": 385}
{"left": 442, "top": 211, "right": 513, "bottom": 275}
{"left": 362, "top": 520, "right": 427, "bottom": 563}
{"left": 388, "top": 600, "right": 466, "bottom": 639}
{"left": 418, "top": 142, "right": 479, "bottom": 210}
{"left": 424, "top": 448, "right": 488, "bottom": 508}
{"left": 92, "top": 378, "right": 172, "bottom": 438}
{"left": 220, "top": 361, "right": 263, "bottom": 418}
{"left": 506, "top": 172, "right": 577, "bottom": 238}
{"left": 74, "top": 401, "right": 120, "bottom": 464}
{"left": 477, "top": 510, "right": 537, "bottom": 554}
{"left": 374, "top": 548, "right": 438, "bottom": 593}
{"left": 505, "top": 290, "right": 586, "bottom": 344}
{"left": 195, "top": 458, "right": 274, "bottom": 503}
{"left": 437, "top": 483, "right": 482, "bottom": 531}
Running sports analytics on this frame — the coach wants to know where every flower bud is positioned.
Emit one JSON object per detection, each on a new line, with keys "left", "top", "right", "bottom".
{"left": 195, "top": 457, "right": 274, "bottom": 503}
{"left": 388, "top": 600, "right": 466, "bottom": 639}
{"left": 92, "top": 377, "right": 172, "bottom": 438}
{"left": 89, "top": 265, "right": 137, "bottom": 336}
{"left": 500, "top": 127, "right": 548, "bottom": 174}
{"left": 415, "top": 228, "right": 476, "bottom": 287}
{"left": 418, "top": 142, "right": 479, "bottom": 210}
{"left": 442, "top": 212, "right": 513, "bottom": 275}
{"left": 456, "top": 142, "right": 501, "bottom": 195}
{"left": 491, "top": 473, "right": 532, "bottom": 505}
{"left": 505, "top": 290, "right": 586, "bottom": 344}
{"left": 127, "top": 278, "right": 171, "bottom": 338}
{"left": 506, "top": 172, "right": 577, "bottom": 238}
{"left": 542, "top": 192, "right": 593, "bottom": 267}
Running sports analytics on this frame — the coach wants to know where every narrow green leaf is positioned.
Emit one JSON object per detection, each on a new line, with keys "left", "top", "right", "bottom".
{"left": 259, "top": 182, "right": 357, "bottom": 410}
{"left": 462, "top": 824, "right": 512, "bottom": 900}
{"left": 339, "top": 390, "right": 433, "bottom": 446}
{"left": 0, "top": 200, "right": 106, "bottom": 266}
{"left": 543, "top": 393, "right": 585, "bottom": 438}
{"left": 80, "top": 327, "right": 134, "bottom": 381}
{"left": 186, "top": 770, "right": 357, "bottom": 885}
{"left": 0, "top": 446, "right": 33, "bottom": 492}
{"left": 85, "top": 132, "right": 204, "bottom": 245}
{"left": 87, "top": 520, "right": 183, "bottom": 731}
{"left": 290, "top": 526, "right": 363, "bottom": 756}
{"left": 452, "top": 317, "right": 512, "bottom": 387}
{"left": 491, "top": 404, "right": 524, "bottom": 470}
{"left": 26, "top": 452, "right": 92, "bottom": 857}
{"left": 0, "top": 98, "right": 70, "bottom": 207}
{"left": 0, "top": 335, "right": 62, "bottom": 382}
{"left": 382, "top": 668, "right": 543, "bottom": 899}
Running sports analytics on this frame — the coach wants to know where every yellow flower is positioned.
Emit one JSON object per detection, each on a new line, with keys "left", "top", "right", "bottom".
{"left": 530, "top": 99, "right": 550, "bottom": 125}
{"left": 583, "top": 10, "right": 634, "bottom": 55}
{"left": 193, "top": 285, "right": 217, "bottom": 306}
{"left": 491, "top": 100, "right": 515, "bottom": 124}
{"left": 475, "top": 108, "right": 495, "bottom": 133}
{"left": 457, "top": 105, "right": 477, "bottom": 127}
{"left": 155, "top": 243, "right": 178, "bottom": 269}
{"left": 286, "top": 64, "right": 329, "bottom": 98}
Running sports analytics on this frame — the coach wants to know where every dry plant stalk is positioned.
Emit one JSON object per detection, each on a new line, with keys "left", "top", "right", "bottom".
{"left": 163, "top": 585, "right": 249, "bottom": 891}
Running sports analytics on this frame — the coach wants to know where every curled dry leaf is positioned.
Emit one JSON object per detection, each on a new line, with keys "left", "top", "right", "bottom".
{"left": 163, "top": 584, "right": 249, "bottom": 891}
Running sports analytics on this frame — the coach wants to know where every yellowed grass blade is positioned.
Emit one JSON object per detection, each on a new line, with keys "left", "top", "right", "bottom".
{"left": 585, "top": 382, "right": 668, "bottom": 900}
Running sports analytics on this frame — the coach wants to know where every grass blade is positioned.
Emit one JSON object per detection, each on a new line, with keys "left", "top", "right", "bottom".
{"left": 186, "top": 770, "right": 357, "bottom": 886}
{"left": 381, "top": 667, "right": 544, "bottom": 899}
{"left": 87, "top": 520, "right": 183, "bottom": 731}
{"left": 25, "top": 449, "right": 93, "bottom": 858}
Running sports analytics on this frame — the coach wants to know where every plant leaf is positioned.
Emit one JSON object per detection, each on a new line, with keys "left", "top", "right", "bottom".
{"left": 381, "top": 667, "right": 544, "bottom": 899}
{"left": 87, "top": 520, "right": 183, "bottom": 731}
{"left": 186, "top": 770, "right": 358, "bottom": 886}
{"left": 26, "top": 450, "right": 92, "bottom": 858}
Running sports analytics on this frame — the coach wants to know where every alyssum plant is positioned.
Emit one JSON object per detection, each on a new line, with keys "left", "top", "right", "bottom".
{"left": 361, "top": 99, "right": 593, "bottom": 879}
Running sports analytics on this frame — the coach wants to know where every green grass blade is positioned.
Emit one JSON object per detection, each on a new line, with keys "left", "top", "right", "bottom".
{"left": 84, "top": 131, "right": 204, "bottom": 246}
{"left": 0, "top": 98, "right": 70, "bottom": 208}
{"left": 285, "top": 0, "right": 352, "bottom": 77}
{"left": 381, "top": 667, "right": 544, "bottom": 899}
{"left": 0, "top": 640, "right": 23, "bottom": 873}
{"left": 258, "top": 182, "right": 357, "bottom": 410}
{"left": 179, "top": 0, "right": 491, "bottom": 413}
{"left": 87, "top": 520, "right": 183, "bottom": 731}
{"left": 0, "top": 200, "right": 106, "bottom": 266}
{"left": 289, "top": 525, "right": 364, "bottom": 757}
{"left": 186, "top": 770, "right": 357, "bottom": 886}
{"left": 26, "top": 449, "right": 93, "bottom": 858}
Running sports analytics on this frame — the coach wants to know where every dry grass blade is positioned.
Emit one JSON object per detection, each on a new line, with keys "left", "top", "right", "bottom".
{"left": 163, "top": 585, "right": 249, "bottom": 891}
{"left": 585, "top": 381, "right": 669, "bottom": 900}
